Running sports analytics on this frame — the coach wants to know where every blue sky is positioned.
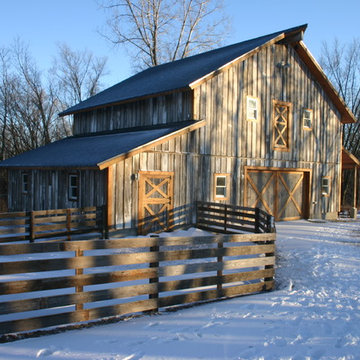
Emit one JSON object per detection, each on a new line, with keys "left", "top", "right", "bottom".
{"left": 0, "top": 0, "right": 359, "bottom": 88}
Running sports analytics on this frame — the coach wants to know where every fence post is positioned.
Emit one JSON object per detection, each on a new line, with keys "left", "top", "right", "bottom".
{"left": 195, "top": 201, "right": 199, "bottom": 228}
{"left": 255, "top": 207, "right": 261, "bottom": 233}
{"left": 149, "top": 235, "right": 159, "bottom": 313}
{"left": 217, "top": 239, "right": 223, "bottom": 298}
{"left": 75, "top": 249, "right": 84, "bottom": 311}
{"left": 66, "top": 209, "right": 71, "bottom": 241}
{"left": 102, "top": 205, "right": 109, "bottom": 239}
{"left": 29, "top": 211, "right": 35, "bottom": 243}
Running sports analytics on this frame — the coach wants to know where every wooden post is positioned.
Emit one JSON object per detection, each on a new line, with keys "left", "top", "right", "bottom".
{"left": 195, "top": 201, "right": 199, "bottom": 227}
{"left": 102, "top": 205, "right": 108, "bottom": 239}
{"left": 66, "top": 208, "right": 71, "bottom": 241}
{"left": 106, "top": 166, "right": 114, "bottom": 238}
{"left": 224, "top": 204, "right": 227, "bottom": 233}
{"left": 255, "top": 207, "right": 260, "bottom": 233}
{"left": 217, "top": 239, "right": 223, "bottom": 298}
{"left": 75, "top": 249, "right": 84, "bottom": 311}
{"left": 29, "top": 211, "right": 35, "bottom": 243}
{"left": 353, "top": 167, "right": 357, "bottom": 209}
{"left": 149, "top": 235, "right": 159, "bottom": 313}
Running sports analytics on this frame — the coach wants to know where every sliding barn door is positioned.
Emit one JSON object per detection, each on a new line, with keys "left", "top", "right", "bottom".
{"left": 138, "top": 171, "right": 174, "bottom": 235}
{"left": 245, "top": 169, "right": 309, "bottom": 221}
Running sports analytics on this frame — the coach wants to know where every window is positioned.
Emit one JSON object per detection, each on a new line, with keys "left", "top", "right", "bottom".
{"left": 273, "top": 100, "right": 291, "bottom": 151}
{"left": 68, "top": 174, "right": 79, "bottom": 200}
{"left": 321, "top": 177, "right": 330, "bottom": 196}
{"left": 303, "top": 109, "right": 313, "bottom": 130}
{"left": 214, "top": 174, "right": 230, "bottom": 200}
{"left": 246, "top": 96, "right": 259, "bottom": 121}
{"left": 21, "top": 172, "right": 29, "bottom": 194}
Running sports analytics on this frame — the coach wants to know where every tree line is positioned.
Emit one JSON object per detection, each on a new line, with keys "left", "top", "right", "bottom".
{"left": 0, "top": 1, "right": 358, "bottom": 164}
{"left": 0, "top": 41, "right": 107, "bottom": 160}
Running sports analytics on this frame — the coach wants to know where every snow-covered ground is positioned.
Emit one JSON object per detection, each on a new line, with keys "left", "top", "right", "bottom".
{"left": 1, "top": 220, "right": 360, "bottom": 360}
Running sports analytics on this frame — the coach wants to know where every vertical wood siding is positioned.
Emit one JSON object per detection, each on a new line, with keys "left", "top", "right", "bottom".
{"left": 8, "top": 169, "right": 106, "bottom": 212}
{"left": 72, "top": 91, "right": 193, "bottom": 135}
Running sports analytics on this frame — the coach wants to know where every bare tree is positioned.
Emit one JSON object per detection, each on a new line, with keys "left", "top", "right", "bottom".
{"left": 0, "top": 41, "right": 108, "bottom": 159}
{"left": 52, "top": 44, "right": 107, "bottom": 107}
{"left": 51, "top": 44, "right": 108, "bottom": 137}
{"left": 100, "top": 0, "right": 228, "bottom": 69}
{"left": 320, "top": 39, "right": 360, "bottom": 208}
{"left": 320, "top": 38, "right": 360, "bottom": 155}
{"left": 0, "top": 48, "right": 13, "bottom": 160}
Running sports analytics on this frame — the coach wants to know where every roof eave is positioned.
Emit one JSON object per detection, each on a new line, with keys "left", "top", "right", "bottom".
{"left": 294, "top": 41, "right": 357, "bottom": 124}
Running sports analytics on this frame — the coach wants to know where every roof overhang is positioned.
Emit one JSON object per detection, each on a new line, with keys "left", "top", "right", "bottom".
{"left": 342, "top": 148, "right": 360, "bottom": 169}
{"left": 293, "top": 41, "right": 356, "bottom": 124}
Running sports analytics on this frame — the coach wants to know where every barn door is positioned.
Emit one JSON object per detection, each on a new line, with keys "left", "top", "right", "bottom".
{"left": 138, "top": 171, "right": 174, "bottom": 235}
{"left": 245, "top": 169, "right": 308, "bottom": 221}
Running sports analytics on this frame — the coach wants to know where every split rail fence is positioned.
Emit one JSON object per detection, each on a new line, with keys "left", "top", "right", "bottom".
{"left": 0, "top": 206, "right": 104, "bottom": 243}
{"left": 196, "top": 201, "right": 275, "bottom": 234}
{"left": 0, "top": 232, "right": 275, "bottom": 336}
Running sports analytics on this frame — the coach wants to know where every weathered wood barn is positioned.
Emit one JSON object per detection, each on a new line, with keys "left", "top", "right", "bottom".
{"left": 0, "top": 24, "right": 356, "bottom": 234}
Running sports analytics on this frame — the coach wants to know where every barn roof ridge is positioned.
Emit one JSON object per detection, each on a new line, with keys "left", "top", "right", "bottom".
{"left": 60, "top": 24, "right": 308, "bottom": 116}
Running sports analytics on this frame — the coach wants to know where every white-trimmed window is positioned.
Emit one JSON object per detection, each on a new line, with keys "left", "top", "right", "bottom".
{"left": 246, "top": 96, "right": 259, "bottom": 121}
{"left": 68, "top": 174, "right": 79, "bottom": 200}
{"left": 214, "top": 173, "right": 230, "bottom": 200}
{"left": 21, "top": 172, "right": 29, "bottom": 194}
{"left": 303, "top": 109, "right": 313, "bottom": 130}
{"left": 321, "top": 177, "right": 330, "bottom": 196}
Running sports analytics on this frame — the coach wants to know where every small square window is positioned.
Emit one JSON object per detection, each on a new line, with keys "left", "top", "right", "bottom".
{"left": 303, "top": 109, "right": 313, "bottom": 130}
{"left": 321, "top": 177, "right": 330, "bottom": 196}
{"left": 246, "top": 96, "right": 259, "bottom": 121}
{"left": 214, "top": 174, "right": 230, "bottom": 200}
{"left": 68, "top": 174, "right": 79, "bottom": 200}
{"left": 21, "top": 172, "right": 29, "bottom": 194}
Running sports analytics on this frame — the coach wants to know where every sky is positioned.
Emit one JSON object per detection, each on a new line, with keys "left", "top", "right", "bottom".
{"left": 0, "top": 0, "right": 359, "bottom": 89}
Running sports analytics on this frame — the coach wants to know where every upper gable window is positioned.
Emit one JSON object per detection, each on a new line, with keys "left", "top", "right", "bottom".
{"left": 273, "top": 100, "right": 291, "bottom": 151}
{"left": 246, "top": 96, "right": 259, "bottom": 121}
{"left": 303, "top": 109, "right": 313, "bottom": 130}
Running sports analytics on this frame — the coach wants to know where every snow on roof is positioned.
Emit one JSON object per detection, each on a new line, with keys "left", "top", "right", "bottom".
{"left": 0, "top": 121, "right": 198, "bottom": 169}
{"left": 60, "top": 25, "right": 307, "bottom": 116}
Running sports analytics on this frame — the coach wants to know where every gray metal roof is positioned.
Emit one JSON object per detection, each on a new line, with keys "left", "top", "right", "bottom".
{"left": 0, "top": 122, "right": 197, "bottom": 169}
{"left": 60, "top": 25, "right": 307, "bottom": 116}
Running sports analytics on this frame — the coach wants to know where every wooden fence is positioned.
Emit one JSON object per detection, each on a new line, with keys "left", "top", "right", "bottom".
{"left": 0, "top": 206, "right": 104, "bottom": 243}
{"left": 196, "top": 201, "right": 275, "bottom": 234}
{"left": 0, "top": 232, "right": 275, "bottom": 336}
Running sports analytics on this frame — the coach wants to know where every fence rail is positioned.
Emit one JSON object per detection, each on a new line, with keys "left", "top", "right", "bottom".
{"left": 196, "top": 201, "right": 275, "bottom": 234}
{"left": 0, "top": 206, "right": 104, "bottom": 243}
{"left": 0, "top": 232, "right": 275, "bottom": 336}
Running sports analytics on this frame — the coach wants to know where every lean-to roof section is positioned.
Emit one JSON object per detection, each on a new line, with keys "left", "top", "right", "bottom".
{"left": 0, "top": 121, "right": 205, "bottom": 170}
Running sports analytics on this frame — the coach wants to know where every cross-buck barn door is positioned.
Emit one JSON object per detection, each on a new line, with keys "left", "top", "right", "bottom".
{"left": 138, "top": 171, "right": 174, "bottom": 235}
{"left": 245, "top": 169, "right": 309, "bottom": 221}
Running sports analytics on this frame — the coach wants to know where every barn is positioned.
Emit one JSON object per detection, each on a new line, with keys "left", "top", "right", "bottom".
{"left": 0, "top": 24, "right": 356, "bottom": 234}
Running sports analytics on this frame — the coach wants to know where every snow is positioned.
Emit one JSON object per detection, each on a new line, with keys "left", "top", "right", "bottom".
{"left": 1, "top": 220, "right": 360, "bottom": 360}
